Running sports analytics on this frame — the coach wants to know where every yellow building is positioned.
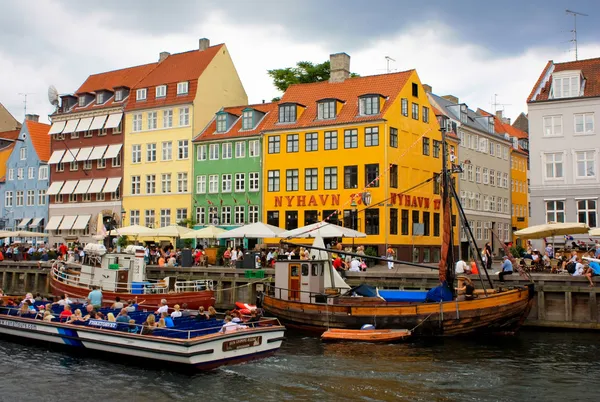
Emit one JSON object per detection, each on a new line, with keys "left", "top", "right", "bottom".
{"left": 261, "top": 53, "right": 455, "bottom": 263}
{"left": 511, "top": 148, "right": 529, "bottom": 244}
{"left": 122, "top": 39, "right": 247, "bottom": 228}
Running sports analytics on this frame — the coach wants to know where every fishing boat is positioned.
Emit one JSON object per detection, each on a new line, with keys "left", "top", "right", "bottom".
{"left": 0, "top": 304, "right": 285, "bottom": 371}
{"left": 321, "top": 328, "right": 411, "bottom": 343}
{"left": 50, "top": 244, "right": 214, "bottom": 310}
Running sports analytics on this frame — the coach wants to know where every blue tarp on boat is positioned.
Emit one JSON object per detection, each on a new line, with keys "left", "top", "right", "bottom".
{"left": 346, "top": 284, "right": 379, "bottom": 298}
{"left": 425, "top": 282, "right": 454, "bottom": 302}
{"left": 378, "top": 290, "right": 428, "bottom": 302}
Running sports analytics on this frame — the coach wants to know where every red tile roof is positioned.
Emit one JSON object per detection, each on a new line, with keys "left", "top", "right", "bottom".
{"left": 261, "top": 70, "right": 414, "bottom": 131}
{"left": 24, "top": 120, "right": 51, "bottom": 162}
{"left": 0, "top": 129, "right": 20, "bottom": 141}
{"left": 194, "top": 102, "right": 277, "bottom": 142}
{"left": 76, "top": 63, "right": 158, "bottom": 95}
{"left": 528, "top": 58, "right": 600, "bottom": 102}
{"left": 477, "top": 109, "right": 528, "bottom": 140}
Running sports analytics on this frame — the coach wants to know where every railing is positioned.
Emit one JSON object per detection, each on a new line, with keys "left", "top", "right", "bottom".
{"left": 265, "top": 283, "right": 336, "bottom": 304}
{"left": 174, "top": 279, "right": 214, "bottom": 293}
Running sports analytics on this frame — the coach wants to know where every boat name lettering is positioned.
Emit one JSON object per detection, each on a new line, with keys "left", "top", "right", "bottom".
{"left": 274, "top": 195, "right": 340, "bottom": 208}
{"left": 222, "top": 336, "right": 262, "bottom": 351}
{"left": 88, "top": 319, "right": 117, "bottom": 329}
{"left": 0, "top": 320, "right": 37, "bottom": 330}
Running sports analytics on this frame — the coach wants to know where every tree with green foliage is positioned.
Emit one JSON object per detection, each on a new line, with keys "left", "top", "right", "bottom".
{"left": 268, "top": 60, "right": 359, "bottom": 95}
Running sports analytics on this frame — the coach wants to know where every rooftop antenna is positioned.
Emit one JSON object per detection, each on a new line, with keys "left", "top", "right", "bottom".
{"left": 491, "top": 94, "right": 511, "bottom": 114}
{"left": 566, "top": 9, "right": 588, "bottom": 60}
{"left": 18, "top": 92, "right": 34, "bottom": 117}
{"left": 385, "top": 56, "right": 396, "bottom": 73}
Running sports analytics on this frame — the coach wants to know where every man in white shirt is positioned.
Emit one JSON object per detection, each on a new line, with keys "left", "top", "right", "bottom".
{"left": 220, "top": 316, "right": 239, "bottom": 333}
{"left": 155, "top": 299, "right": 169, "bottom": 315}
{"left": 349, "top": 258, "right": 361, "bottom": 272}
{"left": 573, "top": 258, "right": 585, "bottom": 276}
{"left": 231, "top": 248, "right": 238, "bottom": 265}
{"left": 455, "top": 260, "right": 468, "bottom": 275}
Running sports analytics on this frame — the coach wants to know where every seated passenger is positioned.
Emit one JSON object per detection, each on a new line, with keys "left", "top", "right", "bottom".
{"left": 208, "top": 306, "right": 217, "bottom": 319}
{"left": 116, "top": 308, "right": 131, "bottom": 323}
{"left": 157, "top": 318, "right": 166, "bottom": 328}
{"left": 68, "top": 309, "right": 85, "bottom": 323}
{"left": 125, "top": 297, "right": 145, "bottom": 313}
{"left": 83, "top": 304, "right": 97, "bottom": 320}
{"left": 18, "top": 303, "right": 31, "bottom": 316}
{"left": 247, "top": 310, "right": 260, "bottom": 323}
{"left": 170, "top": 304, "right": 182, "bottom": 318}
{"left": 128, "top": 319, "right": 138, "bottom": 333}
{"left": 43, "top": 310, "right": 55, "bottom": 322}
{"left": 107, "top": 313, "right": 116, "bottom": 322}
{"left": 111, "top": 297, "right": 124, "bottom": 310}
{"left": 155, "top": 299, "right": 169, "bottom": 315}
{"left": 195, "top": 307, "right": 209, "bottom": 320}
{"left": 161, "top": 312, "right": 174, "bottom": 328}
{"left": 141, "top": 314, "right": 157, "bottom": 335}
{"left": 94, "top": 312, "right": 105, "bottom": 320}
{"left": 59, "top": 305, "right": 73, "bottom": 321}
{"left": 220, "top": 316, "right": 239, "bottom": 333}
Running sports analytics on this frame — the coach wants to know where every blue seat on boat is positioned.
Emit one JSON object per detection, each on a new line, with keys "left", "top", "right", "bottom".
{"left": 378, "top": 290, "right": 429, "bottom": 303}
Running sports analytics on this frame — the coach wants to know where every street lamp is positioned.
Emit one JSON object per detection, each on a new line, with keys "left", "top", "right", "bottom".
{"left": 121, "top": 209, "right": 126, "bottom": 227}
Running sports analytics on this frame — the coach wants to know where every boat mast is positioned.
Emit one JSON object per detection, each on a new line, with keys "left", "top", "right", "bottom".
{"left": 439, "top": 117, "right": 455, "bottom": 289}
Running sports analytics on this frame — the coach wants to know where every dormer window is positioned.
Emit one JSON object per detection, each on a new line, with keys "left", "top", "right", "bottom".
{"left": 242, "top": 110, "right": 254, "bottom": 130}
{"left": 96, "top": 92, "right": 104, "bottom": 104}
{"left": 136, "top": 88, "right": 147, "bottom": 101}
{"left": 115, "top": 89, "right": 123, "bottom": 102}
{"left": 317, "top": 100, "right": 336, "bottom": 120}
{"left": 460, "top": 104, "right": 467, "bottom": 124}
{"left": 488, "top": 117, "right": 494, "bottom": 134}
{"left": 278, "top": 104, "right": 296, "bottom": 123}
{"left": 216, "top": 113, "right": 227, "bottom": 133}
{"left": 552, "top": 72, "right": 581, "bottom": 99}
{"left": 156, "top": 85, "right": 167, "bottom": 98}
{"left": 78, "top": 96, "right": 86, "bottom": 107}
{"left": 359, "top": 95, "right": 380, "bottom": 116}
{"left": 177, "top": 82, "right": 189, "bottom": 95}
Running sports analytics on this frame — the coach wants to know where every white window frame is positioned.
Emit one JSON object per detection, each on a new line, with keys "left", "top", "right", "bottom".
{"left": 177, "top": 140, "right": 189, "bottom": 160}
{"left": 161, "top": 173, "right": 171, "bottom": 194}
{"left": 221, "top": 174, "right": 232, "bottom": 193}
{"left": 234, "top": 205, "right": 245, "bottom": 225}
{"left": 155, "top": 85, "right": 166, "bottom": 98}
{"left": 577, "top": 199, "right": 597, "bottom": 227}
{"left": 8, "top": 168, "right": 14, "bottom": 181}
{"left": 249, "top": 172, "right": 259, "bottom": 192}
{"left": 209, "top": 144, "right": 219, "bottom": 160}
{"left": 130, "top": 210, "right": 140, "bottom": 226}
{"left": 249, "top": 140, "right": 260, "bottom": 157}
{"left": 222, "top": 142, "right": 232, "bottom": 159}
{"left": 179, "top": 107, "right": 190, "bottom": 126}
{"left": 131, "top": 176, "right": 141, "bottom": 195}
{"left": 208, "top": 175, "right": 218, "bottom": 194}
{"left": 163, "top": 109, "right": 173, "bottom": 128}
{"left": 552, "top": 73, "right": 580, "bottom": 99}
{"left": 235, "top": 173, "right": 245, "bottom": 192}
{"left": 28, "top": 166, "right": 35, "bottom": 179}
{"left": 162, "top": 141, "right": 172, "bottom": 161}
{"left": 38, "top": 189, "right": 46, "bottom": 205}
{"left": 235, "top": 141, "right": 246, "bottom": 158}
{"left": 38, "top": 166, "right": 48, "bottom": 180}
{"left": 574, "top": 113, "right": 594, "bottom": 135}
{"left": 132, "top": 144, "right": 141, "bottom": 164}
{"left": 544, "top": 152, "right": 564, "bottom": 180}
{"left": 575, "top": 150, "right": 596, "bottom": 178}
{"left": 147, "top": 111, "right": 157, "bottom": 130}
{"left": 221, "top": 206, "right": 232, "bottom": 225}
{"left": 196, "top": 175, "right": 207, "bottom": 194}
{"left": 177, "top": 82, "right": 188, "bottom": 95}
{"left": 146, "top": 174, "right": 156, "bottom": 194}
{"left": 546, "top": 200, "right": 565, "bottom": 223}
{"left": 177, "top": 172, "right": 188, "bottom": 193}
{"left": 20, "top": 147, "right": 27, "bottom": 160}
{"left": 197, "top": 144, "right": 207, "bottom": 161}
{"left": 196, "top": 207, "right": 206, "bottom": 225}
{"left": 160, "top": 209, "right": 171, "bottom": 227}
{"left": 248, "top": 205, "right": 259, "bottom": 223}
{"left": 132, "top": 113, "right": 143, "bottom": 132}
{"left": 543, "top": 115, "right": 563, "bottom": 137}
{"left": 146, "top": 143, "right": 157, "bottom": 162}
{"left": 475, "top": 166, "right": 481, "bottom": 183}
{"left": 136, "top": 88, "right": 147, "bottom": 101}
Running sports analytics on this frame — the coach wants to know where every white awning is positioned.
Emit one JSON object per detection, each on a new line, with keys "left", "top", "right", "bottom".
{"left": 59, "top": 215, "right": 77, "bottom": 231}
{"left": 73, "top": 179, "right": 93, "bottom": 194}
{"left": 47, "top": 181, "right": 64, "bottom": 195}
{"left": 103, "top": 144, "right": 122, "bottom": 159}
{"left": 59, "top": 180, "right": 78, "bottom": 195}
{"left": 88, "top": 145, "right": 107, "bottom": 160}
{"left": 48, "top": 121, "right": 66, "bottom": 135}
{"left": 29, "top": 217, "right": 43, "bottom": 228}
{"left": 45, "top": 216, "right": 63, "bottom": 231}
{"left": 48, "top": 149, "right": 66, "bottom": 165}
{"left": 76, "top": 146, "right": 94, "bottom": 161}
{"left": 89, "top": 115, "right": 108, "bottom": 130}
{"left": 18, "top": 218, "right": 32, "bottom": 228}
{"left": 102, "top": 177, "right": 121, "bottom": 193}
{"left": 104, "top": 113, "right": 123, "bottom": 129}
{"left": 62, "top": 119, "right": 80, "bottom": 134}
{"left": 88, "top": 178, "right": 106, "bottom": 193}
{"left": 61, "top": 148, "right": 80, "bottom": 163}
{"left": 75, "top": 117, "right": 93, "bottom": 132}
{"left": 72, "top": 215, "right": 92, "bottom": 231}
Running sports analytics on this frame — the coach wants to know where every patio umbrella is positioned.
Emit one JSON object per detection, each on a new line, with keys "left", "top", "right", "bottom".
{"left": 0, "top": 230, "right": 48, "bottom": 238}
{"left": 279, "top": 221, "right": 367, "bottom": 239}
{"left": 217, "top": 222, "right": 285, "bottom": 239}
{"left": 514, "top": 222, "right": 590, "bottom": 238}
{"left": 590, "top": 228, "right": 600, "bottom": 237}
{"left": 180, "top": 225, "right": 227, "bottom": 239}
{"left": 108, "top": 224, "right": 155, "bottom": 237}
{"left": 147, "top": 224, "right": 195, "bottom": 238}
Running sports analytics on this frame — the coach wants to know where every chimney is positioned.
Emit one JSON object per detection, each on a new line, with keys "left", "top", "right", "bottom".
{"left": 199, "top": 38, "right": 210, "bottom": 51}
{"left": 25, "top": 114, "right": 39, "bottom": 123}
{"left": 496, "top": 110, "right": 503, "bottom": 120}
{"left": 442, "top": 95, "right": 459, "bottom": 104}
{"left": 159, "top": 51, "right": 170, "bottom": 62}
{"left": 329, "top": 52, "right": 350, "bottom": 83}
{"left": 423, "top": 84, "right": 432, "bottom": 93}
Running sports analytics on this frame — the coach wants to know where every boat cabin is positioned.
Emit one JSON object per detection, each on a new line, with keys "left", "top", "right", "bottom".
{"left": 79, "top": 244, "right": 148, "bottom": 292}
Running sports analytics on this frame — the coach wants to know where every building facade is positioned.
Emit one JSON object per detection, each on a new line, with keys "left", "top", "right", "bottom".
{"left": 193, "top": 103, "right": 274, "bottom": 231}
{"left": 261, "top": 53, "right": 451, "bottom": 262}
{"left": 528, "top": 57, "right": 600, "bottom": 245}
{"left": 0, "top": 116, "right": 50, "bottom": 235}
{"left": 122, "top": 39, "right": 247, "bottom": 229}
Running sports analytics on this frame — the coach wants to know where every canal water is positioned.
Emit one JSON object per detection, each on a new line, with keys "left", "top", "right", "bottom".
{"left": 0, "top": 330, "right": 598, "bottom": 402}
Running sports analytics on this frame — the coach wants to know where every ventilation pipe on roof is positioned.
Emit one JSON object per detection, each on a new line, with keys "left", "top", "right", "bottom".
{"left": 199, "top": 38, "right": 210, "bottom": 51}
{"left": 329, "top": 53, "right": 350, "bottom": 83}
{"left": 159, "top": 51, "right": 170, "bottom": 62}
{"left": 25, "top": 114, "right": 39, "bottom": 122}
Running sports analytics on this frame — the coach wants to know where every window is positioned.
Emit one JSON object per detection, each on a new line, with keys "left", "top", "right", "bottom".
{"left": 483, "top": 168, "right": 489, "bottom": 184}
{"left": 216, "top": 113, "right": 227, "bottom": 133}
{"left": 344, "top": 166, "right": 358, "bottom": 189}
{"left": 235, "top": 141, "right": 246, "bottom": 158}
{"left": 69, "top": 161, "right": 78, "bottom": 171}
{"left": 209, "top": 143, "right": 219, "bottom": 160}
{"left": 176, "top": 208, "right": 187, "bottom": 223}
{"left": 302, "top": 210, "right": 317, "bottom": 226}
{"left": 267, "top": 211, "right": 279, "bottom": 227}
{"left": 136, "top": 88, "right": 147, "bottom": 101}
{"left": 27, "top": 167, "right": 35, "bottom": 179}
{"left": 249, "top": 172, "right": 259, "bottom": 192}
{"left": 163, "top": 109, "right": 173, "bottom": 128}
{"left": 574, "top": 113, "right": 594, "bottom": 134}
{"left": 248, "top": 205, "right": 259, "bottom": 223}
{"left": 546, "top": 200, "right": 565, "bottom": 223}
{"left": 401, "top": 98, "right": 408, "bottom": 117}
{"left": 576, "top": 151, "right": 595, "bottom": 177}
{"left": 234, "top": 173, "right": 245, "bottom": 192}
{"left": 145, "top": 210, "right": 155, "bottom": 228}
{"left": 71, "top": 131, "right": 79, "bottom": 139}
{"left": 233, "top": 206, "right": 245, "bottom": 225}
{"left": 359, "top": 96, "right": 379, "bottom": 115}
{"left": 8, "top": 169, "right": 13, "bottom": 180}
{"left": 130, "top": 210, "right": 140, "bottom": 226}
{"left": 433, "top": 212, "right": 440, "bottom": 236}
{"left": 578, "top": 199, "right": 597, "bottom": 227}
{"left": 475, "top": 166, "right": 481, "bottom": 183}
{"left": 343, "top": 210, "right": 358, "bottom": 230}
{"left": 467, "top": 164, "right": 474, "bottom": 182}
{"left": 97, "top": 159, "right": 106, "bottom": 169}
{"left": 542, "top": 115, "right": 563, "bottom": 137}
{"left": 95, "top": 193, "right": 103, "bottom": 201}
{"left": 37, "top": 189, "right": 46, "bottom": 205}
{"left": 155, "top": 85, "right": 166, "bottom": 98}
{"left": 196, "top": 207, "right": 205, "bottom": 225}
{"left": 344, "top": 129, "right": 358, "bottom": 148}
{"left": 161, "top": 173, "right": 171, "bottom": 193}
{"left": 16, "top": 191, "right": 24, "bottom": 206}
{"left": 115, "top": 89, "right": 123, "bottom": 102}
{"left": 476, "top": 221, "right": 482, "bottom": 240}
{"left": 412, "top": 103, "right": 419, "bottom": 120}
{"left": 390, "top": 208, "right": 398, "bottom": 235}
{"left": 268, "top": 170, "right": 280, "bottom": 192}
{"left": 132, "top": 113, "right": 142, "bottom": 132}
{"left": 268, "top": 136, "right": 280, "bottom": 154}
{"left": 497, "top": 171, "right": 502, "bottom": 187}
{"left": 324, "top": 167, "right": 338, "bottom": 190}
{"left": 179, "top": 107, "right": 189, "bottom": 126}
{"left": 249, "top": 140, "right": 260, "bottom": 157}
{"left": 145, "top": 143, "right": 156, "bottom": 162}
{"left": 489, "top": 169, "right": 495, "bottom": 186}
{"left": 221, "top": 206, "right": 231, "bottom": 225}
{"left": 365, "top": 164, "right": 379, "bottom": 187}
{"left": 365, "top": 208, "right": 379, "bottom": 235}
{"left": 497, "top": 196, "right": 502, "bottom": 212}
{"left": 159, "top": 141, "right": 172, "bottom": 161}
{"left": 305, "top": 133, "right": 318, "bottom": 151}
{"left": 305, "top": 168, "right": 318, "bottom": 191}
{"left": 545, "top": 153, "right": 564, "bottom": 179}
{"left": 178, "top": 140, "right": 189, "bottom": 159}
{"left": 146, "top": 174, "right": 156, "bottom": 194}
{"left": 423, "top": 212, "right": 430, "bottom": 236}
{"left": 177, "top": 172, "right": 188, "bottom": 193}
{"left": 432, "top": 140, "right": 440, "bottom": 158}
{"left": 286, "top": 134, "right": 299, "bottom": 153}
{"left": 279, "top": 104, "right": 296, "bottom": 123}
{"left": 422, "top": 137, "right": 430, "bottom": 155}
{"left": 422, "top": 106, "right": 429, "bottom": 123}
{"left": 17, "top": 168, "right": 23, "bottom": 180}
{"left": 196, "top": 175, "right": 206, "bottom": 193}
{"left": 401, "top": 209, "right": 409, "bottom": 235}
{"left": 503, "top": 146, "right": 509, "bottom": 160}
{"left": 160, "top": 209, "right": 171, "bottom": 227}
{"left": 221, "top": 174, "right": 232, "bottom": 193}
{"left": 132, "top": 144, "right": 141, "bottom": 163}
{"left": 177, "top": 81, "right": 188, "bottom": 95}
{"left": 286, "top": 169, "right": 299, "bottom": 191}
{"left": 324, "top": 131, "right": 337, "bottom": 150}
{"left": 365, "top": 127, "right": 379, "bottom": 147}
{"left": 285, "top": 211, "right": 298, "bottom": 230}
{"left": 242, "top": 110, "right": 253, "bottom": 130}
{"left": 78, "top": 96, "right": 86, "bottom": 107}
{"left": 504, "top": 198, "right": 509, "bottom": 214}
{"left": 69, "top": 193, "right": 77, "bottom": 203}
{"left": 112, "top": 151, "right": 121, "bottom": 167}
{"left": 503, "top": 173, "right": 508, "bottom": 188}
{"left": 26, "top": 190, "right": 35, "bottom": 206}
{"left": 19, "top": 147, "right": 27, "bottom": 160}
{"left": 390, "top": 127, "right": 398, "bottom": 148}
{"left": 552, "top": 74, "right": 579, "bottom": 98}
{"left": 496, "top": 144, "right": 501, "bottom": 157}
{"left": 318, "top": 100, "right": 336, "bottom": 119}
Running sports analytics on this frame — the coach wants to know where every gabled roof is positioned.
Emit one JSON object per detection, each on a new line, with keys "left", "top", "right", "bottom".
{"left": 261, "top": 70, "right": 414, "bottom": 131}
{"left": 194, "top": 102, "right": 276, "bottom": 142}
{"left": 24, "top": 120, "right": 51, "bottom": 162}
{"left": 76, "top": 63, "right": 158, "bottom": 95}
{"left": 528, "top": 57, "right": 600, "bottom": 102}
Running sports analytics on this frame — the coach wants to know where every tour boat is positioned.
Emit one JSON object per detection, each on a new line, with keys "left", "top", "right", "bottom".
{"left": 50, "top": 244, "right": 214, "bottom": 310}
{"left": 0, "top": 304, "right": 285, "bottom": 371}
{"left": 321, "top": 328, "right": 412, "bottom": 343}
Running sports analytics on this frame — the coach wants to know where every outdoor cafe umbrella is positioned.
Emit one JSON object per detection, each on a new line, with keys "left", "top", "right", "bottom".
{"left": 514, "top": 222, "right": 590, "bottom": 250}
{"left": 0, "top": 230, "right": 48, "bottom": 238}
{"left": 279, "top": 221, "right": 367, "bottom": 239}
{"left": 217, "top": 222, "right": 285, "bottom": 239}
{"left": 146, "top": 224, "right": 195, "bottom": 238}
{"left": 180, "top": 225, "right": 227, "bottom": 239}
{"left": 108, "top": 224, "right": 155, "bottom": 237}
{"left": 590, "top": 228, "right": 600, "bottom": 237}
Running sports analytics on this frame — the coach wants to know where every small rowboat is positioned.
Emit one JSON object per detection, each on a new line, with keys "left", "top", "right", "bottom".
{"left": 321, "top": 328, "right": 412, "bottom": 343}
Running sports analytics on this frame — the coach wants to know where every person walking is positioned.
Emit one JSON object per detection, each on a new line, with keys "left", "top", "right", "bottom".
{"left": 386, "top": 246, "right": 395, "bottom": 270}
{"left": 483, "top": 242, "right": 493, "bottom": 272}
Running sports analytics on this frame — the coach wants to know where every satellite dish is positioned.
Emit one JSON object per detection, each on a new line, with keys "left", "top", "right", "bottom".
{"left": 48, "top": 85, "right": 59, "bottom": 107}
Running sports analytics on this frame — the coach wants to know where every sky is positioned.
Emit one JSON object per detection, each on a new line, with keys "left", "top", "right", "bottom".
{"left": 2, "top": 0, "right": 600, "bottom": 125}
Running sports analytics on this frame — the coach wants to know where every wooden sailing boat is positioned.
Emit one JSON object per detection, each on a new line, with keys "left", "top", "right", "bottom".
{"left": 263, "top": 121, "right": 534, "bottom": 337}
